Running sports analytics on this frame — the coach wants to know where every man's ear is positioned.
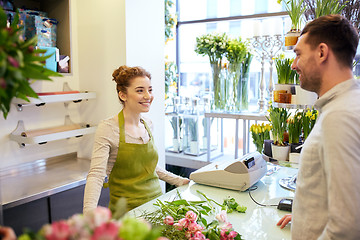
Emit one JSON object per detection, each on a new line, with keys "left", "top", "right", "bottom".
{"left": 318, "top": 43, "right": 329, "bottom": 63}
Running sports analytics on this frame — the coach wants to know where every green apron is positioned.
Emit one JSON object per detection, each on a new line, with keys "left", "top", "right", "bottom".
{"left": 106, "top": 110, "right": 162, "bottom": 213}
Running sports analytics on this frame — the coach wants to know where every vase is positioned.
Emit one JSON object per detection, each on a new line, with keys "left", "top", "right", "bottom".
{"left": 271, "top": 143, "right": 290, "bottom": 161}
{"left": 172, "top": 138, "right": 181, "bottom": 152}
{"left": 289, "top": 152, "right": 300, "bottom": 163}
{"left": 228, "top": 62, "right": 241, "bottom": 112}
{"left": 238, "top": 55, "right": 252, "bottom": 111}
{"left": 190, "top": 140, "right": 199, "bottom": 155}
{"left": 210, "top": 62, "right": 224, "bottom": 111}
{"left": 290, "top": 142, "right": 302, "bottom": 153}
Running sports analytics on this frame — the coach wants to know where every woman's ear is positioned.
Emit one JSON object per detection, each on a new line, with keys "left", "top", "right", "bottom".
{"left": 118, "top": 91, "right": 126, "bottom": 102}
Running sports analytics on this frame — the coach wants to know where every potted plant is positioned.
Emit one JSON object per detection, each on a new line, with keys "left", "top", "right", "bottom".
{"left": 0, "top": 7, "right": 62, "bottom": 119}
{"left": 267, "top": 105, "right": 290, "bottom": 161}
{"left": 303, "top": 0, "right": 347, "bottom": 20}
{"left": 288, "top": 111, "right": 303, "bottom": 151}
{"left": 302, "top": 108, "right": 318, "bottom": 141}
{"left": 273, "top": 53, "right": 297, "bottom": 103}
{"left": 278, "top": 0, "right": 306, "bottom": 47}
{"left": 250, "top": 122, "right": 272, "bottom": 154}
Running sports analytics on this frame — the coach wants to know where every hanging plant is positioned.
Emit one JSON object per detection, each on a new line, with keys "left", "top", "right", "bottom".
{"left": 0, "top": 7, "right": 62, "bottom": 119}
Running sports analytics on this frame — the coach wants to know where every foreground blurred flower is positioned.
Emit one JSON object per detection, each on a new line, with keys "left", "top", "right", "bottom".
{"left": 18, "top": 205, "right": 164, "bottom": 240}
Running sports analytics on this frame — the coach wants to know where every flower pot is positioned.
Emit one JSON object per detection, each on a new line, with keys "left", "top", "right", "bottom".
{"left": 271, "top": 143, "right": 290, "bottom": 161}
{"left": 263, "top": 139, "right": 273, "bottom": 157}
{"left": 290, "top": 142, "right": 302, "bottom": 153}
{"left": 285, "top": 30, "right": 301, "bottom": 49}
{"left": 295, "top": 85, "right": 318, "bottom": 106}
{"left": 289, "top": 152, "right": 301, "bottom": 163}
{"left": 273, "top": 84, "right": 293, "bottom": 103}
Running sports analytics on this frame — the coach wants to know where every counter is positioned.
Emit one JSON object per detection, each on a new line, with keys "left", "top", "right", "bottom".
{"left": 130, "top": 164, "right": 297, "bottom": 240}
{"left": 0, "top": 153, "right": 90, "bottom": 209}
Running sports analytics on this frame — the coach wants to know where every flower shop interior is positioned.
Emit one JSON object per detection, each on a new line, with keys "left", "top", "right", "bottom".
{"left": 1, "top": 0, "right": 360, "bottom": 239}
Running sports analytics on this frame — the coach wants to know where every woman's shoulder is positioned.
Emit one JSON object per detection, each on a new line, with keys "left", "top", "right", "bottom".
{"left": 140, "top": 115, "right": 153, "bottom": 128}
{"left": 97, "top": 114, "right": 119, "bottom": 130}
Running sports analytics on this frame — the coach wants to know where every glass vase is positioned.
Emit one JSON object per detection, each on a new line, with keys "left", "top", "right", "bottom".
{"left": 239, "top": 54, "right": 252, "bottom": 111}
{"left": 210, "top": 61, "right": 224, "bottom": 111}
{"left": 228, "top": 62, "right": 241, "bottom": 112}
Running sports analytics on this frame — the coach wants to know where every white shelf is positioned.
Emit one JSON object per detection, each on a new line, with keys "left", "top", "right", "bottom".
{"left": 13, "top": 92, "right": 96, "bottom": 110}
{"left": 10, "top": 119, "right": 97, "bottom": 147}
{"left": 272, "top": 102, "right": 314, "bottom": 109}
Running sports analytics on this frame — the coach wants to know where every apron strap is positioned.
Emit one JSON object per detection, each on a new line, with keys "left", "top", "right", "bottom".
{"left": 141, "top": 118, "right": 153, "bottom": 140}
{"left": 118, "top": 110, "right": 126, "bottom": 143}
{"left": 118, "top": 110, "right": 153, "bottom": 142}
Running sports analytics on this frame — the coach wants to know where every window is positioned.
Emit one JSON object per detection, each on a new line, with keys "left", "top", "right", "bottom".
{"left": 176, "top": 0, "right": 290, "bottom": 112}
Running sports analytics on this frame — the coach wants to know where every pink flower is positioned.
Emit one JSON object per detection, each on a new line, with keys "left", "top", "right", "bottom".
{"left": 173, "top": 222, "right": 183, "bottom": 231}
{"left": 68, "top": 214, "right": 89, "bottom": 239}
{"left": 228, "top": 231, "right": 238, "bottom": 238}
{"left": 43, "top": 221, "right": 70, "bottom": 240}
{"left": 163, "top": 216, "right": 174, "bottom": 225}
{"left": 192, "top": 231, "right": 207, "bottom": 239}
{"left": 221, "top": 222, "right": 233, "bottom": 231}
{"left": 188, "top": 222, "right": 203, "bottom": 233}
{"left": 7, "top": 56, "right": 19, "bottom": 68}
{"left": 185, "top": 211, "right": 197, "bottom": 222}
{"left": 91, "top": 221, "right": 120, "bottom": 240}
{"left": 85, "top": 207, "right": 112, "bottom": 228}
{"left": 185, "top": 230, "right": 193, "bottom": 239}
{"left": 215, "top": 210, "right": 228, "bottom": 223}
{"left": 178, "top": 217, "right": 190, "bottom": 229}
{"left": 156, "top": 238, "right": 169, "bottom": 240}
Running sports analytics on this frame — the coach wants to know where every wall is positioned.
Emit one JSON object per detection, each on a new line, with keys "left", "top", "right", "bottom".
{"left": 0, "top": 0, "right": 166, "bottom": 189}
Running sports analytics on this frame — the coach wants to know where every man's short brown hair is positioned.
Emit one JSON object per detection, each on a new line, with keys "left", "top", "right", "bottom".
{"left": 301, "top": 14, "right": 359, "bottom": 68}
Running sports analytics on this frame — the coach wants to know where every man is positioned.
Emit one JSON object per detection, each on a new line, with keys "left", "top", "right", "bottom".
{"left": 277, "top": 15, "right": 360, "bottom": 239}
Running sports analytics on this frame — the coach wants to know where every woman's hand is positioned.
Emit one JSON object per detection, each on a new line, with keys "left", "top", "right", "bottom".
{"left": 0, "top": 226, "right": 17, "bottom": 240}
{"left": 277, "top": 214, "right": 292, "bottom": 229}
{"left": 181, "top": 178, "right": 190, "bottom": 185}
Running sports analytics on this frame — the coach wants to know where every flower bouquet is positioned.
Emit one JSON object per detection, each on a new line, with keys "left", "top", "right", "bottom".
{"left": 195, "top": 33, "right": 229, "bottom": 111}
{"left": 0, "top": 7, "right": 62, "bottom": 119}
{"left": 225, "top": 37, "right": 247, "bottom": 111}
{"left": 18, "top": 206, "right": 165, "bottom": 240}
{"left": 140, "top": 190, "right": 245, "bottom": 240}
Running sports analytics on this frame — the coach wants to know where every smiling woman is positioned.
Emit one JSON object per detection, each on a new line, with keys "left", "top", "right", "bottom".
{"left": 83, "top": 65, "right": 190, "bottom": 215}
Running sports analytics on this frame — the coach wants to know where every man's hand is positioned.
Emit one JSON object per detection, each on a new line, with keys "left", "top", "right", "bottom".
{"left": 277, "top": 214, "right": 292, "bottom": 229}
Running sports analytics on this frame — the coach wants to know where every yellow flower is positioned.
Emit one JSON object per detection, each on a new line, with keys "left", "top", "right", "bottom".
{"left": 305, "top": 111, "right": 312, "bottom": 118}
{"left": 170, "top": 81, "right": 177, "bottom": 89}
{"left": 311, "top": 114, "right": 316, "bottom": 120}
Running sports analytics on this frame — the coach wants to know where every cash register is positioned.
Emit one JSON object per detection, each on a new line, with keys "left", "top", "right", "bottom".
{"left": 190, "top": 151, "right": 267, "bottom": 191}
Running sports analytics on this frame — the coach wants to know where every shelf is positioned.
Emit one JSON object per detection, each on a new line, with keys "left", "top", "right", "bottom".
{"left": 272, "top": 102, "right": 314, "bottom": 110}
{"left": 205, "top": 111, "right": 268, "bottom": 121}
{"left": 13, "top": 91, "right": 96, "bottom": 110}
{"left": 10, "top": 118, "right": 97, "bottom": 147}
